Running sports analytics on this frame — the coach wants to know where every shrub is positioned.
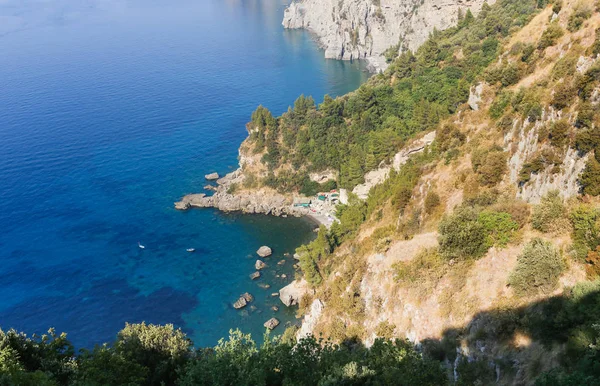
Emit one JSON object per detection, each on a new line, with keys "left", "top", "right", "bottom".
{"left": 489, "top": 90, "right": 513, "bottom": 119}
{"left": 438, "top": 207, "right": 489, "bottom": 259}
{"left": 375, "top": 322, "right": 396, "bottom": 339}
{"left": 478, "top": 210, "right": 519, "bottom": 247}
{"left": 580, "top": 157, "right": 600, "bottom": 196}
{"left": 501, "top": 63, "right": 522, "bottom": 86}
{"left": 538, "top": 23, "right": 564, "bottom": 50}
{"left": 519, "top": 155, "right": 545, "bottom": 184}
{"left": 531, "top": 190, "right": 569, "bottom": 233}
{"left": 424, "top": 191, "right": 441, "bottom": 215}
{"left": 509, "top": 238, "right": 565, "bottom": 296}
{"left": 549, "top": 119, "right": 570, "bottom": 147}
{"left": 567, "top": 4, "right": 592, "bottom": 32}
{"left": 551, "top": 80, "right": 575, "bottom": 109}
{"left": 436, "top": 123, "right": 465, "bottom": 153}
{"left": 570, "top": 205, "right": 600, "bottom": 259}
{"left": 473, "top": 148, "right": 508, "bottom": 186}
{"left": 491, "top": 199, "right": 531, "bottom": 228}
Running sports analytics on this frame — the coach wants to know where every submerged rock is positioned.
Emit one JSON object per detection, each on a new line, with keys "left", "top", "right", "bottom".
{"left": 258, "top": 283, "right": 271, "bottom": 289}
{"left": 242, "top": 292, "right": 254, "bottom": 302}
{"left": 271, "top": 306, "right": 279, "bottom": 312}
{"left": 257, "top": 246, "right": 272, "bottom": 257}
{"left": 264, "top": 317, "right": 280, "bottom": 330}
{"left": 255, "top": 260, "right": 266, "bottom": 270}
{"left": 205, "top": 172, "right": 219, "bottom": 180}
{"left": 233, "top": 297, "right": 247, "bottom": 309}
{"left": 277, "top": 259, "right": 285, "bottom": 265}
{"left": 250, "top": 271, "right": 261, "bottom": 280}
{"left": 233, "top": 292, "right": 254, "bottom": 309}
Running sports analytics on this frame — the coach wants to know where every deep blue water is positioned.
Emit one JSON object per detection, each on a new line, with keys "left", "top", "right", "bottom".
{"left": 0, "top": 0, "right": 367, "bottom": 348}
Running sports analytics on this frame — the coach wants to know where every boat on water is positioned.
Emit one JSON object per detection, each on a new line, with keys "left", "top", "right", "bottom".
{"left": 186, "top": 248, "right": 195, "bottom": 253}
{"left": 138, "top": 242, "right": 146, "bottom": 249}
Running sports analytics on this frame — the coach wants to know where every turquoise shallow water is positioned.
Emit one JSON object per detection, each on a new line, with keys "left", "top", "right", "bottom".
{"left": 0, "top": 0, "right": 367, "bottom": 348}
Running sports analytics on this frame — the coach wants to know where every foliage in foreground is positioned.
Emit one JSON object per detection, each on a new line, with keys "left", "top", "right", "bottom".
{"left": 0, "top": 325, "right": 447, "bottom": 386}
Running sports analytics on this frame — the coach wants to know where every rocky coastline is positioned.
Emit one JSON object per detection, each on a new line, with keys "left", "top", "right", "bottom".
{"left": 175, "top": 169, "right": 310, "bottom": 217}
{"left": 282, "top": 0, "right": 494, "bottom": 73}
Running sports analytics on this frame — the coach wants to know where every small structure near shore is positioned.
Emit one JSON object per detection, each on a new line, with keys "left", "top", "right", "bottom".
{"left": 256, "top": 246, "right": 272, "bottom": 257}
{"left": 264, "top": 317, "right": 280, "bottom": 330}
{"left": 205, "top": 172, "right": 219, "bottom": 180}
{"left": 293, "top": 197, "right": 311, "bottom": 207}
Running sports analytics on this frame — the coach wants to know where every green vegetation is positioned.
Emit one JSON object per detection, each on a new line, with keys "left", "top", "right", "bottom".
{"left": 246, "top": 0, "right": 540, "bottom": 191}
{"left": 531, "top": 190, "right": 569, "bottom": 233}
{"left": 509, "top": 238, "right": 565, "bottom": 296}
{"left": 567, "top": 3, "right": 592, "bottom": 32}
{"left": 0, "top": 326, "right": 448, "bottom": 386}
{"left": 296, "top": 226, "right": 332, "bottom": 286}
{"left": 438, "top": 204, "right": 520, "bottom": 259}
{"left": 570, "top": 205, "right": 600, "bottom": 260}
{"left": 538, "top": 22, "right": 564, "bottom": 50}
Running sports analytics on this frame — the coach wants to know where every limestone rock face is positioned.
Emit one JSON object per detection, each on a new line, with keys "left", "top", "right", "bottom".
{"left": 468, "top": 83, "right": 484, "bottom": 111}
{"left": 279, "top": 279, "right": 312, "bottom": 307}
{"left": 264, "top": 317, "right": 280, "bottom": 330}
{"left": 256, "top": 246, "right": 272, "bottom": 257}
{"left": 282, "top": 0, "right": 494, "bottom": 72}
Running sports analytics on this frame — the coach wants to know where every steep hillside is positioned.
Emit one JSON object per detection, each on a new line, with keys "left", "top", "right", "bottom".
{"left": 251, "top": 0, "right": 600, "bottom": 382}
{"left": 283, "top": 0, "right": 494, "bottom": 72}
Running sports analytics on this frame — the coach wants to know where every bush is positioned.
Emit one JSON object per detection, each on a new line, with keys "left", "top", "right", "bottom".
{"left": 491, "top": 199, "right": 531, "bottom": 228}
{"left": 424, "top": 191, "right": 441, "bottom": 215}
{"left": 549, "top": 119, "right": 570, "bottom": 147}
{"left": 531, "top": 190, "right": 569, "bottom": 233}
{"left": 580, "top": 157, "right": 600, "bottom": 196}
{"left": 570, "top": 205, "right": 600, "bottom": 259}
{"left": 538, "top": 22, "right": 564, "bottom": 50}
{"left": 567, "top": 4, "right": 592, "bottom": 32}
{"left": 438, "top": 207, "right": 489, "bottom": 259}
{"left": 436, "top": 123, "right": 465, "bottom": 153}
{"left": 509, "top": 238, "right": 565, "bottom": 296}
{"left": 472, "top": 148, "right": 508, "bottom": 186}
{"left": 478, "top": 210, "right": 519, "bottom": 247}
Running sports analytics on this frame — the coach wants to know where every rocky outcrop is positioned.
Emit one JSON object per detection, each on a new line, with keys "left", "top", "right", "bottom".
{"left": 279, "top": 279, "right": 312, "bottom": 307}
{"left": 297, "top": 299, "right": 324, "bottom": 340}
{"left": 205, "top": 172, "right": 219, "bottom": 180}
{"left": 250, "top": 271, "right": 261, "bottom": 280}
{"left": 233, "top": 292, "right": 254, "bottom": 309}
{"left": 283, "top": 0, "right": 494, "bottom": 72}
{"left": 256, "top": 246, "right": 272, "bottom": 257}
{"left": 264, "top": 317, "right": 280, "bottom": 330}
{"left": 504, "top": 110, "right": 587, "bottom": 204}
{"left": 352, "top": 131, "right": 436, "bottom": 199}
{"left": 468, "top": 83, "right": 484, "bottom": 111}
{"left": 255, "top": 260, "right": 266, "bottom": 270}
{"left": 175, "top": 169, "right": 310, "bottom": 216}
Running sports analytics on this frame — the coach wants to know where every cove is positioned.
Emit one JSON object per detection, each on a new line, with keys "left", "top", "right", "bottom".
{"left": 0, "top": 0, "right": 368, "bottom": 348}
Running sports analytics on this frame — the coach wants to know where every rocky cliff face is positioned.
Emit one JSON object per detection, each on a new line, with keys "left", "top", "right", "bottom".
{"left": 282, "top": 0, "right": 494, "bottom": 72}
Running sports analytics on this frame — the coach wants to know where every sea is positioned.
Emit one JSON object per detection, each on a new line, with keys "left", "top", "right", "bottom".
{"left": 0, "top": 0, "right": 368, "bottom": 348}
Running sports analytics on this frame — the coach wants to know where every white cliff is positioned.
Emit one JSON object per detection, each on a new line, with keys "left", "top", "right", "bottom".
{"left": 282, "top": 0, "right": 494, "bottom": 72}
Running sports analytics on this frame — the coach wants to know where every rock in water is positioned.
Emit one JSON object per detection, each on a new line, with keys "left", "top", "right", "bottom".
{"left": 205, "top": 172, "right": 219, "bottom": 180}
{"left": 250, "top": 271, "right": 261, "bottom": 280}
{"left": 255, "top": 260, "right": 266, "bottom": 270}
{"left": 271, "top": 306, "right": 279, "bottom": 312}
{"left": 242, "top": 292, "right": 254, "bottom": 302}
{"left": 264, "top": 317, "right": 280, "bottom": 330}
{"left": 256, "top": 246, "right": 272, "bottom": 257}
{"left": 233, "top": 297, "right": 247, "bottom": 309}
{"left": 279, "top": 279, "right": 311, "bottom": 307}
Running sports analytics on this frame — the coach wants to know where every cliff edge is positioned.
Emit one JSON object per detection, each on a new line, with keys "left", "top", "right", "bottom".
{"left": 283, "top": 0, "right": 494, "bottom": 72}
